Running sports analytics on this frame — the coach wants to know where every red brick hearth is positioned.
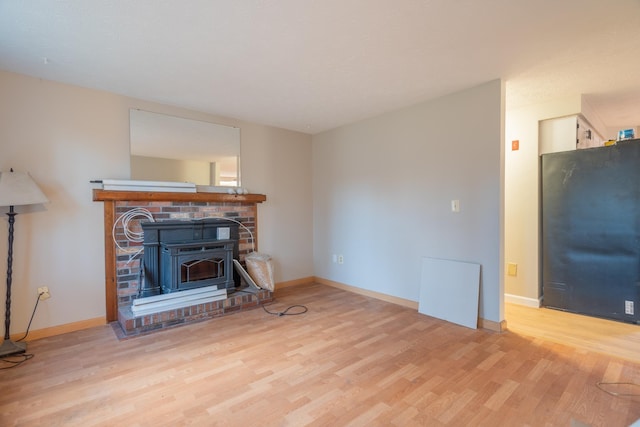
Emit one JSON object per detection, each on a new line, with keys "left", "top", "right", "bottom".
{"left": 93, "top": 190, "right": 271, "bottom": 335}
{"left": 117, "top": 288, "right": 273, "bottom": 336}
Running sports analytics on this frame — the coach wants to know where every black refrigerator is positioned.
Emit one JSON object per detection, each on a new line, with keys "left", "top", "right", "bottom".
{"left": 541, "top": 139, "right": 640, "bottom": 323}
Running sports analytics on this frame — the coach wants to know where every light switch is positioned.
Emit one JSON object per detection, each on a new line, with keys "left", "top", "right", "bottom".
{"left": 451, "top": 199, "right": 460, "bottom": 213}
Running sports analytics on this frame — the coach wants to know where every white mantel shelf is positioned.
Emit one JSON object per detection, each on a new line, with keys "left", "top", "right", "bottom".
{"left": 93, "top": 189, "right": 267, "bottom": 203}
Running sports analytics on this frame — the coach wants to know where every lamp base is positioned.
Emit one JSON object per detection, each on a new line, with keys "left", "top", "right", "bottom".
{"left": 0, "top": 339, "right": 26, "bottom": 357}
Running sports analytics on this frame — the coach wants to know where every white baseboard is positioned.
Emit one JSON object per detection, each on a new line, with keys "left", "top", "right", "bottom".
{"left": 505, "top": 293, "right": 541, "bottom": 308}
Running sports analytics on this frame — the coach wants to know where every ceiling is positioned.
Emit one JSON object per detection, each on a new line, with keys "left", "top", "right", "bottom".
{"left": 1, "top": 0, "right": 639, "bottom": 135}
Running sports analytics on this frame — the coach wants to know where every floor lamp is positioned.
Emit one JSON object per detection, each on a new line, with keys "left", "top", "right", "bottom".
{"left": 0, "top": 169, "right": 48, "bottom": 357}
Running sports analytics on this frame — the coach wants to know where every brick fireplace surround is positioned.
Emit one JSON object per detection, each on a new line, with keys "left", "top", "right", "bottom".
{"left": 93, "top": 189, "right": 272, "bottom": 336}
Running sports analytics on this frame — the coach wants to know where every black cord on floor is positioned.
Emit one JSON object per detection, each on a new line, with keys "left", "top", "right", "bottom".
{"left": 16, "top": 292, "right": 43, "bottom": 342}
{"left": 0, "top": 292, "right": 42, "bottom": 368}
{"left": 0, "top": 353, "right": 34, "bottom": 369}
{"left": 262, "top": 303, "right": 308, "bottom": 317}
{"left": 597, "top": 381, "right": 640, "bottom": 397}
{"left": 228, "top": 288, "right": 308, "bottom": 316}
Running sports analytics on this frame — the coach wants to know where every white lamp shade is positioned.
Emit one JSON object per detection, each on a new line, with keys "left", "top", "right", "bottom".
{"left": 0, "top": 170, "right": 49, "bottom": 207}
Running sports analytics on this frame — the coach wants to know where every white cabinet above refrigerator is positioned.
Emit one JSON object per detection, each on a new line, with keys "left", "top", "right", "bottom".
{"left": 539, "top": 114, "right": 604, "bottom": 155}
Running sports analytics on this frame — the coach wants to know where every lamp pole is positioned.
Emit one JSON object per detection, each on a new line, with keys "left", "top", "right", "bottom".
{"left": 0, "top": 169, "right": 47, "bottom": 357}
{"left": 4, "top": 205, "right": 15, "bottom": 342}
{"left": 0, "top": 204, "right": 26, "bottom": 356}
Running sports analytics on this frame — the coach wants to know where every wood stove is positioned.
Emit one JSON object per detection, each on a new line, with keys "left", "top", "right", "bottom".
{"left": 140, "top": 219, "right": 239, "bottom": 297}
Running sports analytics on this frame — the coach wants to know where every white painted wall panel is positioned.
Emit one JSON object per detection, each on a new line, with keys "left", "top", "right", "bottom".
{"left": 419, "top": 257, "right": 480, "bottom": 329}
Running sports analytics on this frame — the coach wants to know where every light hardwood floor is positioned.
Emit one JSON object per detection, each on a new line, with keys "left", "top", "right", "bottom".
{"left": 506, "top": 303, "right": 640, "bottom": 364}
{"left": 2, "top": 283, "right": 640, "bottom": 426}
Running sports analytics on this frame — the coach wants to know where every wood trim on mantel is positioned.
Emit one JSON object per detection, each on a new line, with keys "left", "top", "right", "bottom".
{"left": 93, "top": 189, "right": 267, "bottom": 203}
{"left": 93, "top": 189, "right": 267, "bottom": 322}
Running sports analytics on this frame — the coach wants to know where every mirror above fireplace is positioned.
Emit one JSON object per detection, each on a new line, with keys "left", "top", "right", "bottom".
{"left": 129, "top": 109, "right": 241, "bottom": 187}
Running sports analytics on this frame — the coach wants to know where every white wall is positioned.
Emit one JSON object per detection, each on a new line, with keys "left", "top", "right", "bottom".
{"left": 504, "top": 95, "right": 581, "bottom": 303}
{"left": 0, "top": 70, "right": 313, "bottom": 333}
{"left": 312, "top": 80, "right": 505, "bottom": 323}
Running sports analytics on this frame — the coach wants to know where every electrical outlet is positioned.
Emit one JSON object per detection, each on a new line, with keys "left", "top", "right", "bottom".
{"left": 507, "top": 263, "right": 518, "bottom": 277}
{"left": 338, "top": 255, "right": 344, "bottom": 264}
{"left": 37, "top": 286, "right": 51, "bottom": 301}
{"left": 625, "top": 300, "right": 634, "bottom": 315}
